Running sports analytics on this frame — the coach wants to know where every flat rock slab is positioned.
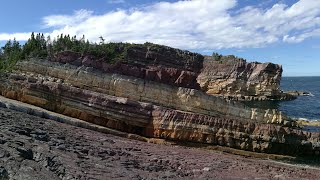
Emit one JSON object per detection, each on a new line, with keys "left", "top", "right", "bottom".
{"left": 0, "top": 108, "right": 320, "bottom": 180}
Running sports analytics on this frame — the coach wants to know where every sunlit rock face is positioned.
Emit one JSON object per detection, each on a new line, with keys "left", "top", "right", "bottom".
{"left": 0, "top": 44, "right": 318, "bottom": 156}
{"left": 51, "top": 44, "right": 204, "bottom": 90}
{"left": 148, "top": 108, "right": 319, "bottom": 155}
{"left": 197, "top": 56, "right": 292, "bottom": 101}
{"left": 4, "top": 60, "right": 289, "bottom": 125}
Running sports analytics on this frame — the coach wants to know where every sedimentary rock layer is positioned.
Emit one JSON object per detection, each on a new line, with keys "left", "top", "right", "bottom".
{"left": 148, "top": 108, "right": 319, "bottom": 155}
{"left": 1, "top": 59, "right": 320, "bottom": 155}
{"left": 52, "top": 48, "right": 289, "bottom": 101}
{"left": 197, "top": 56, "right": 293, "bottom": 101}
{"left": 12, "top": 59, "right": 289, "bottom": 124}
{"left": 51, "top": 43, "right": 204, "bottom": 90}
{"left": 2, "top": 108, "right": 320, "bottom": 180}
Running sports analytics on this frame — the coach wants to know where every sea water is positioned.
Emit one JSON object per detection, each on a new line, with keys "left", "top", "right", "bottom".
{"left": 280, "top": 76, "right": 320, "bottom": 120}
{"left": 244, "top": 77, "right": 320, "bottom": 121}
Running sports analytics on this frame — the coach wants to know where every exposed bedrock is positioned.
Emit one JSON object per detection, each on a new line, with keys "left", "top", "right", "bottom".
{"left": 50, "top": 44, "right": 204, "bottom": 90}
{"left": 50, "top": 48, "right": 294, "bottom": 101}
{"left": 11, "top": 59, "right": 289, "bottom": 125}
{"left": 197, "top": 56, "right": 294, "bottom": 101}
{"left": 0, "top": 59, "right": 320, "bottom": 155}
{"left": 0, "top": 72, "right": 319, "bottom": 156}
{"left": 148, "top": 108, "right": 320, "bottom": 156}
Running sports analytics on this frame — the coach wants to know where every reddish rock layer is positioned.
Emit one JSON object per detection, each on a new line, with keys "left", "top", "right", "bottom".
{"left": 0, "top": 70, "right": 319, "bottom": 156}
{"left": 51, "top": 44, "right": 203, "bottom": 90}
{"left": 0, "top": 42, "right": 316, "bottom": 157}
{"left": 2, "top": 108, "right": 320, "bottom": 180}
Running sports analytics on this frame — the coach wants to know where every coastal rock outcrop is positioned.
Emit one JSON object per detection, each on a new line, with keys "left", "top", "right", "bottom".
{"left": 50, "top": 44, "right": 203, "bottom": 90}
{"left": 2, "top": 108, "right": 320, "bottom": 180}
{"left": 149, "top": 108, "right": 319, "bottom": 155}
{"left": 285, "top": 91, "right": 313, "bottom": 97}
{"left": 52, "top": 50, "right": 293, "bottom": 101}
{"left": 1, "top": 58, "right": 320, "bottom": 156}
{"left": 197, "top": 55, "right": 294, "bottom": 101}
{"left": 8, "top": 60, "right": 289, "bottom": 124}
{"left": 0, "top": 43, "right": 318, "bottom": 156}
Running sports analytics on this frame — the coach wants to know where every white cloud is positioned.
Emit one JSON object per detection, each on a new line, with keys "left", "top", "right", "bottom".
{"left": 1, "top": 0, "right": 320, "bottom": 50}
{"left": 108, "top": 0, "right": 125, "bottom": 4}
{"left": 43, "top": 9, "right": 93, "bottom": 28}
{"left": 0, "top": 32, "right": 31, "bottom": 41}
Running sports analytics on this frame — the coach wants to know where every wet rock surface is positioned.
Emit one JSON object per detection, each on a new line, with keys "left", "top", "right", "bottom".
{"left": 1, "top": 108, "right": 320, "bottom": 180}
{"left": 285, "top": 91, "right": 313, "bottom": 97}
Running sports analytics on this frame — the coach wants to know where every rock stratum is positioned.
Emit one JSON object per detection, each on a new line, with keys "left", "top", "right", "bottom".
{"left": 2, "top": 108, "right": 320, "bottom": 180}
{"left": 0, "top": 44, "right": 319, "bottom": 156}
{"left": 198, "top": 55, "right": 295, "bottom": 101}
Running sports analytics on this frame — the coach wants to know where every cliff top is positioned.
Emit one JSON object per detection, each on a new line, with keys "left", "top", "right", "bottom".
{"left": 0, "top": 33, "right": 203, "bottom": 73}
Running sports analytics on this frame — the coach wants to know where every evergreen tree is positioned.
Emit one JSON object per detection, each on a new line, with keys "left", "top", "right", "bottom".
{"left": 0, "top": 32, "right": 140, "bottom": 71}
{"left": 0, "top": 38, "right": 22, "bottom": 70}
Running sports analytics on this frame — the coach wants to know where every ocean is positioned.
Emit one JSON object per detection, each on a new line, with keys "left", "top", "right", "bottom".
{"left": 244, "top": 76, "right": 320, "bottom": 121}
{"left": 280, "top": 76, "right": 320, "bottom": 120}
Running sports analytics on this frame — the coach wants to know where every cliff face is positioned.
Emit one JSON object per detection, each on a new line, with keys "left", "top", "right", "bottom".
{"left": 149, "top": 108, "right": 317, "bottom": 155}
{"left": 5, "top": 60, "right": 288, "bottom": 124}
{"left": 51, "top": 48, "right": 291, "bottom": 101}
{"left": 0, "top": 45, "right": 318, "bottom": 156}
{"left": 197, "top": 56, "right": 291, "bottom": 101}
{"left": 51, "top": 44, "right": 203, "bottom": 90}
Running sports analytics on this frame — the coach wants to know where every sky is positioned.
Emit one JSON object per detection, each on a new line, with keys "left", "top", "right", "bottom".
{"left": 0, "top": 0, "right": 320, "bottom": 76}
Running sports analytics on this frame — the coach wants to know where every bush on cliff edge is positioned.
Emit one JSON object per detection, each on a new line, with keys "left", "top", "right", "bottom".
{"left": 0, "top": 33, "right": 160, "bottom": 71}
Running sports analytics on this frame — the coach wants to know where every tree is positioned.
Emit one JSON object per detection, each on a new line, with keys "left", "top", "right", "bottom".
{"left": 99, "top": 36, "right": 105, "bottom": 45}
{"left": 0, "top": 38, "right": 23, "bottom": 71}
{"left": 0, "top": 32, "right": 140, "bottom": 71}
{"left": 212, "top": 52, "right": 222, "bottom": 61}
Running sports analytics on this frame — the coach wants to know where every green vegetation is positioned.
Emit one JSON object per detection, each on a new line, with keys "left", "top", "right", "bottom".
{"left": 0, "top": 32, "right": 198, "bottom": 72}
{"left": 211, "top": 52, "right": 245, "bottom": 64}
{"left": 212, "top": 52, "right": 222, "bottom": 61}
{"left": 0, "top": 38, "right": 23, "bottom": 72}
{"left": 0, "top": 32, "right": 148, "bottom": 71}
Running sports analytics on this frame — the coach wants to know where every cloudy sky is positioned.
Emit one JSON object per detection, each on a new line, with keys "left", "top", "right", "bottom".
{"left": 1, "top": 0, "right": 319, "bottom": 76}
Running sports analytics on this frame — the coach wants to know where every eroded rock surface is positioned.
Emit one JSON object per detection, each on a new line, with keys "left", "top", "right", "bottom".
{"left": 8, "top": 59, "right": 289, "bottom": 124}
{"left": 0, "top": 59, "right": 320, "bottom": 156}
{"left": 1, "top": 108, "right": 320, "bottom": 180}
{"left": 197, "top": 56, "right": 294, "bottom": 101}
{"left": 51, "top": 43, "right": 204, "bottom": 90}
{"left": 0, "top": 42, "right": 318, "bottom": 157}
{"left": 1, "top": 94, "right": 318, "bottom": 156}
{"left": 52, "top": 49, "right": 293, "bottom": 101}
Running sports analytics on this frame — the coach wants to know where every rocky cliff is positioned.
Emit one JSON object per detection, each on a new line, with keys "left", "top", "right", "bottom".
{"left": 51, "top": 44, "right": 203, "bottom": 90}
{"left": 0, "top": 44, "right": 318, "bottom": 156}
{"left": 197, "top": 55, "right": 294, "bottom": 101}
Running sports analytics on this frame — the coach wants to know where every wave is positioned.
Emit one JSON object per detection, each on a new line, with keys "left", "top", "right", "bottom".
{"left": 291, "top": 117, "right": 320, "bottom": 122}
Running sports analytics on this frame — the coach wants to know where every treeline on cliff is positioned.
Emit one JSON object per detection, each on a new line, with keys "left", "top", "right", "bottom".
{"left": 0, "top": 32, "right": 233, "bottom": 72}
{"left": 0, "top": 32, "right": 144, "bottom": 71}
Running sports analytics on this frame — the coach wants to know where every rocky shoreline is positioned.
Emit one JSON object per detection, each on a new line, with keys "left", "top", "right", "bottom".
{"left": 0, "top": 43, "right": 319, "bottom": 156}
{"left": 3, "top": 59, "right": 320, "bottom": 156}
{"left": 1, "top": 107, "right": 320, "bottom": 180}
{"left": 0, "top": 42, "right": 319, "bottom": 176}
{"left": 285, "top": 91, "right": 314, "bottom": 97}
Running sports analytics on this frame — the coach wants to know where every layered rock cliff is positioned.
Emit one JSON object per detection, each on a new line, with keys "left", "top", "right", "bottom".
{"left": 0, "top": 44, "right": 318, "bottom": 156}
{"left": 51, "top": 43, "right": 203, "bottom": 90}
{"left": 197, "top": 55, "right": 294, "bottom": 101}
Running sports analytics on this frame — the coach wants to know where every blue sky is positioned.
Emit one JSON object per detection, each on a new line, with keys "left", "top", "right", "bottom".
{"left": 0, "top": 0, "right": 319, "bottom": 76}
